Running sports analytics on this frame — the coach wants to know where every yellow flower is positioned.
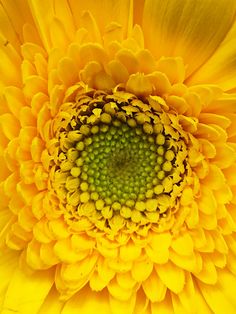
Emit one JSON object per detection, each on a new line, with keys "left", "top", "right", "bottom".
{"left": 1, "top": 0, "right": 236, "bottom": 313}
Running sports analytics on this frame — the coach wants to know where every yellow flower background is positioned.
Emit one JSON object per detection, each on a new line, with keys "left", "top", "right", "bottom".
{"left": 1, "top": 0, "right": 236, "bottom": 313}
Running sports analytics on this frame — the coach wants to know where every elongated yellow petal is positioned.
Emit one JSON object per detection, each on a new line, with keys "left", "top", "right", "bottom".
{"left": 193, "top": 255, "right": 217, "bottom": 284}
{"left": 0, "top": 249, "right": 19, "bottom": 307}
{"left": 107, "top": 277, "right": 134, "bottom": 301}
{"left": 131, "top": 258, "right": 153, "bottom": 282}
{"left": 62, "top": 286, "right": 111, "bottom": 314}
{"left": 109, "top": 292, "right": 136, "bottom": 314}
{"left": 217, "top": 269, "right": 236, "bottom": 307}
{"left": 142, "top": 270, "right": 167, "bottom": 302}
{"left": 142, "top": 0, "right": 236, "bottom": 76}
{"left": 198, "top": 281, "right": 236, "bottom": 314}
{"left": 38, "top": 286, "right": 65, "bottom": 314}
{"left": 28, "top": 0, "right": 54, "bottom": 51}
{"left": 120, "top": 241, "right": 142, "bottom": 262}
{"left": 2, "top": 268, "right": 54, "bottom": 314}
{"left": 0, "top": 6, "right": 21, "bottom": 52}
{"left": 194, "top": 282, "right": 213, "bottom": 314}
{"left": 155, "top": 261, "right": 185, "bottom": 294}
{"left": 151, "top": 292, "right": 174, "bottom": 314}
{"left": 171, "top": 293, "right": 190, "bottom": 314}
{"left": 69, "top": 0, "right": 132, "bottom": 38}
{"left": 0, "top": 35, "right": 22, "bottom": 86}
{"left": 0, "top": 0, "right": 39, "bottom": 57}
{"left": 189, "top": 20, "right": 236, "bottom": 91}
{"left": 177, "top": 273, "right": 196, "bottom": 313}
{"left": 171, "top": 232, "right": 194, "bottom": 256}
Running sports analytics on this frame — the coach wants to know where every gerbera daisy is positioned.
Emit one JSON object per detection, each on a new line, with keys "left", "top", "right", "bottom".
{"left": 1, "top": 0, "right": 236, "bottom": 313}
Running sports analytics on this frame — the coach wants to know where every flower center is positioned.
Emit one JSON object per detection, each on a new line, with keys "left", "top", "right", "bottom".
{"left": 52, "top": 85, "right": 189, "bottom": 233}
{"left": 72, "top": 121, "right": 162, "bottom": 205}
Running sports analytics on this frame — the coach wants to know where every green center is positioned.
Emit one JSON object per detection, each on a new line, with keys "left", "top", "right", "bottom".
{"left": 80, "top": 121, "right": 158, "bottom": 206}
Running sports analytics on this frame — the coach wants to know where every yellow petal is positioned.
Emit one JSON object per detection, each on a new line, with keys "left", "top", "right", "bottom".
{"left": 0, "top": 35, "right": 22, "bottom": 86}
{"left": 20, "top": 107, "right": 36, "bottom": 127}
{"left": 200, "top": 113, "right": 231, "bottom": 129}
{"left": 169, "top": 249, "right": 200, "bottom": 272}
{"left": 116, "top": 272, "right": 136, "bottom": 290}
{"left": 146, "top": 232, "right": 171, "bottom": 263}
{"left": 201, "top": 165, "right": 225, "bottom": 190}
{"left": 0, "top": 0, "right": 35, "bottom": 42}
{"left": 71, "top": 234, "right": 94, "bottom": 251}
{"left": 198, "top": 281, "right": 236, "bottom": 314}
{"left": 126, "top": 73, "right": 153, "bottom": 96}
{"left": 97, "top": 257, "right": 115, "bottom": 283}
{"left": 106, "top": 60, "right": 129, "bottom": 84}
{"left": 147, "top": 71, "right": 171, "bottom": 96}
{"left": 199, "top": 209, "right": 218, "bottom": 230}
{"left": 23, "top": 75, "right": 47, "bottom": 100}
{"left": 51, "top": 0, "right": 75, "bottom": 40}
{"left": 198, "top": 187, "right": 217, "bottom": 215}
{"left": 107, "top": 277, "right": 134, "bottom": 301}
{"left": 155, "top": 261, "right": 185, "bottom": 293}
{"left": 28, "top": 0, "right": 54, "bottom": 51}
{"left": 23, "top": 22, "right": 42, "bottom": 45}
{"left": 57, "top": 57, "right": 78, "bottom": 87}
{"left": 17, "top": 181, "right": 38, "bottom": 205}
{"left": 171, "top": 293, "right": 190, "bottom": 314}
{"left": 195, "top": 123, "right": 222, "bottom": 142}
{"left": 204, "top": 94, "right": 236, "bottom": 114}
{"left": 38, "top": 286, "right": 65, "bottom": 314}
{"left": 212, "top": 144, "right": 236, "bottom": 169}
{"left": 142, "top": 0, "right": 236, "bottom": 76}
{"left": 119, "top": 241, "right": 142, "bottom": 262}
{"left": 62, "top": 285, "right": 111, "bottom": 314}
{"left": 59, "top": 254, "right": 98, "bottom": 284}
{"left": 2, "top": 268, "right": 54, "bottom": 314}
{"left": 50, "top": 18, "right": 70, "bottom": 50}
{"left": 166, "top": 95, "right": 189, "bottom": 115}
{"left": 48, "top": 219, "right": 70, "bottom": 240}
{"left": 26, "top": 239, "right": 48, "bottom": 269}
{"left": 54, "top": 238, "right": 90, "bottom": 263}
{"left": 194, "top": 283, "right": 213, "bottom": 314}
{"left": 80, "top": 11, "right": 102, "bottom": 44}
{"left": 142, "top": 270, "right": 167, "bottom": 302}
{"left": 137, "top": 49, "right": 156, "bottom": 73}
{"left": 116, "top": 49, "right": 139, "bottom": 74}
{"left": 4, "top": 86, "right": 26, "bottom": 117}
{"left": 171, "top": 232, "right": 194, "bottom": 256}
{"left": 217, "top": 269, "right": 236, "bottom": 308}
{"left": 69, "top": 0, "right": 132, "bottom": 38}
{"left": 0, "top": 113, "right": 20, "bottom": 140}
{"left": 192, "top": 229, "right": 215, "bottom": 253}
{"left": 40, "top": 242, "right": 59, "bottom": 267}
{"left": 156, "top": 57, "right": 185, "bottom": 84}
{"left": 131, "top": 258, "right": 153, "bottom": 282}
{"left": 193, "top": 255, "right": 217, "bottom": 284}
{"left": 189, "top": 20, "right": 236, "bottom": 91}
{"left": 89, "top": 270, "right": 109, "bottom": 291}
{"left": 109, "top": 292, "right": 136, "bottom": 314}
{"left": 0, "top": 248, "right": 19, "bottom": 304}
{"left": 178, "top": 273, "right": 196, "bottom": 313}
{"left": 133, "top": 288, "right": 149, "bottom": 314}
{"left": 224, "top": 164, "right": 236, "bottom": 185}
{"left": 151, "top": 293, "right": 174, "bottom": 314}
{"left": 0, "top": 7, "right": 21, "bottom": 52}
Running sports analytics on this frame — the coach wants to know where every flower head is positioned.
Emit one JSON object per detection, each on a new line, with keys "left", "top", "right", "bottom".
{"left": 1, "top": 0, "right": 236, "bottom": 313}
